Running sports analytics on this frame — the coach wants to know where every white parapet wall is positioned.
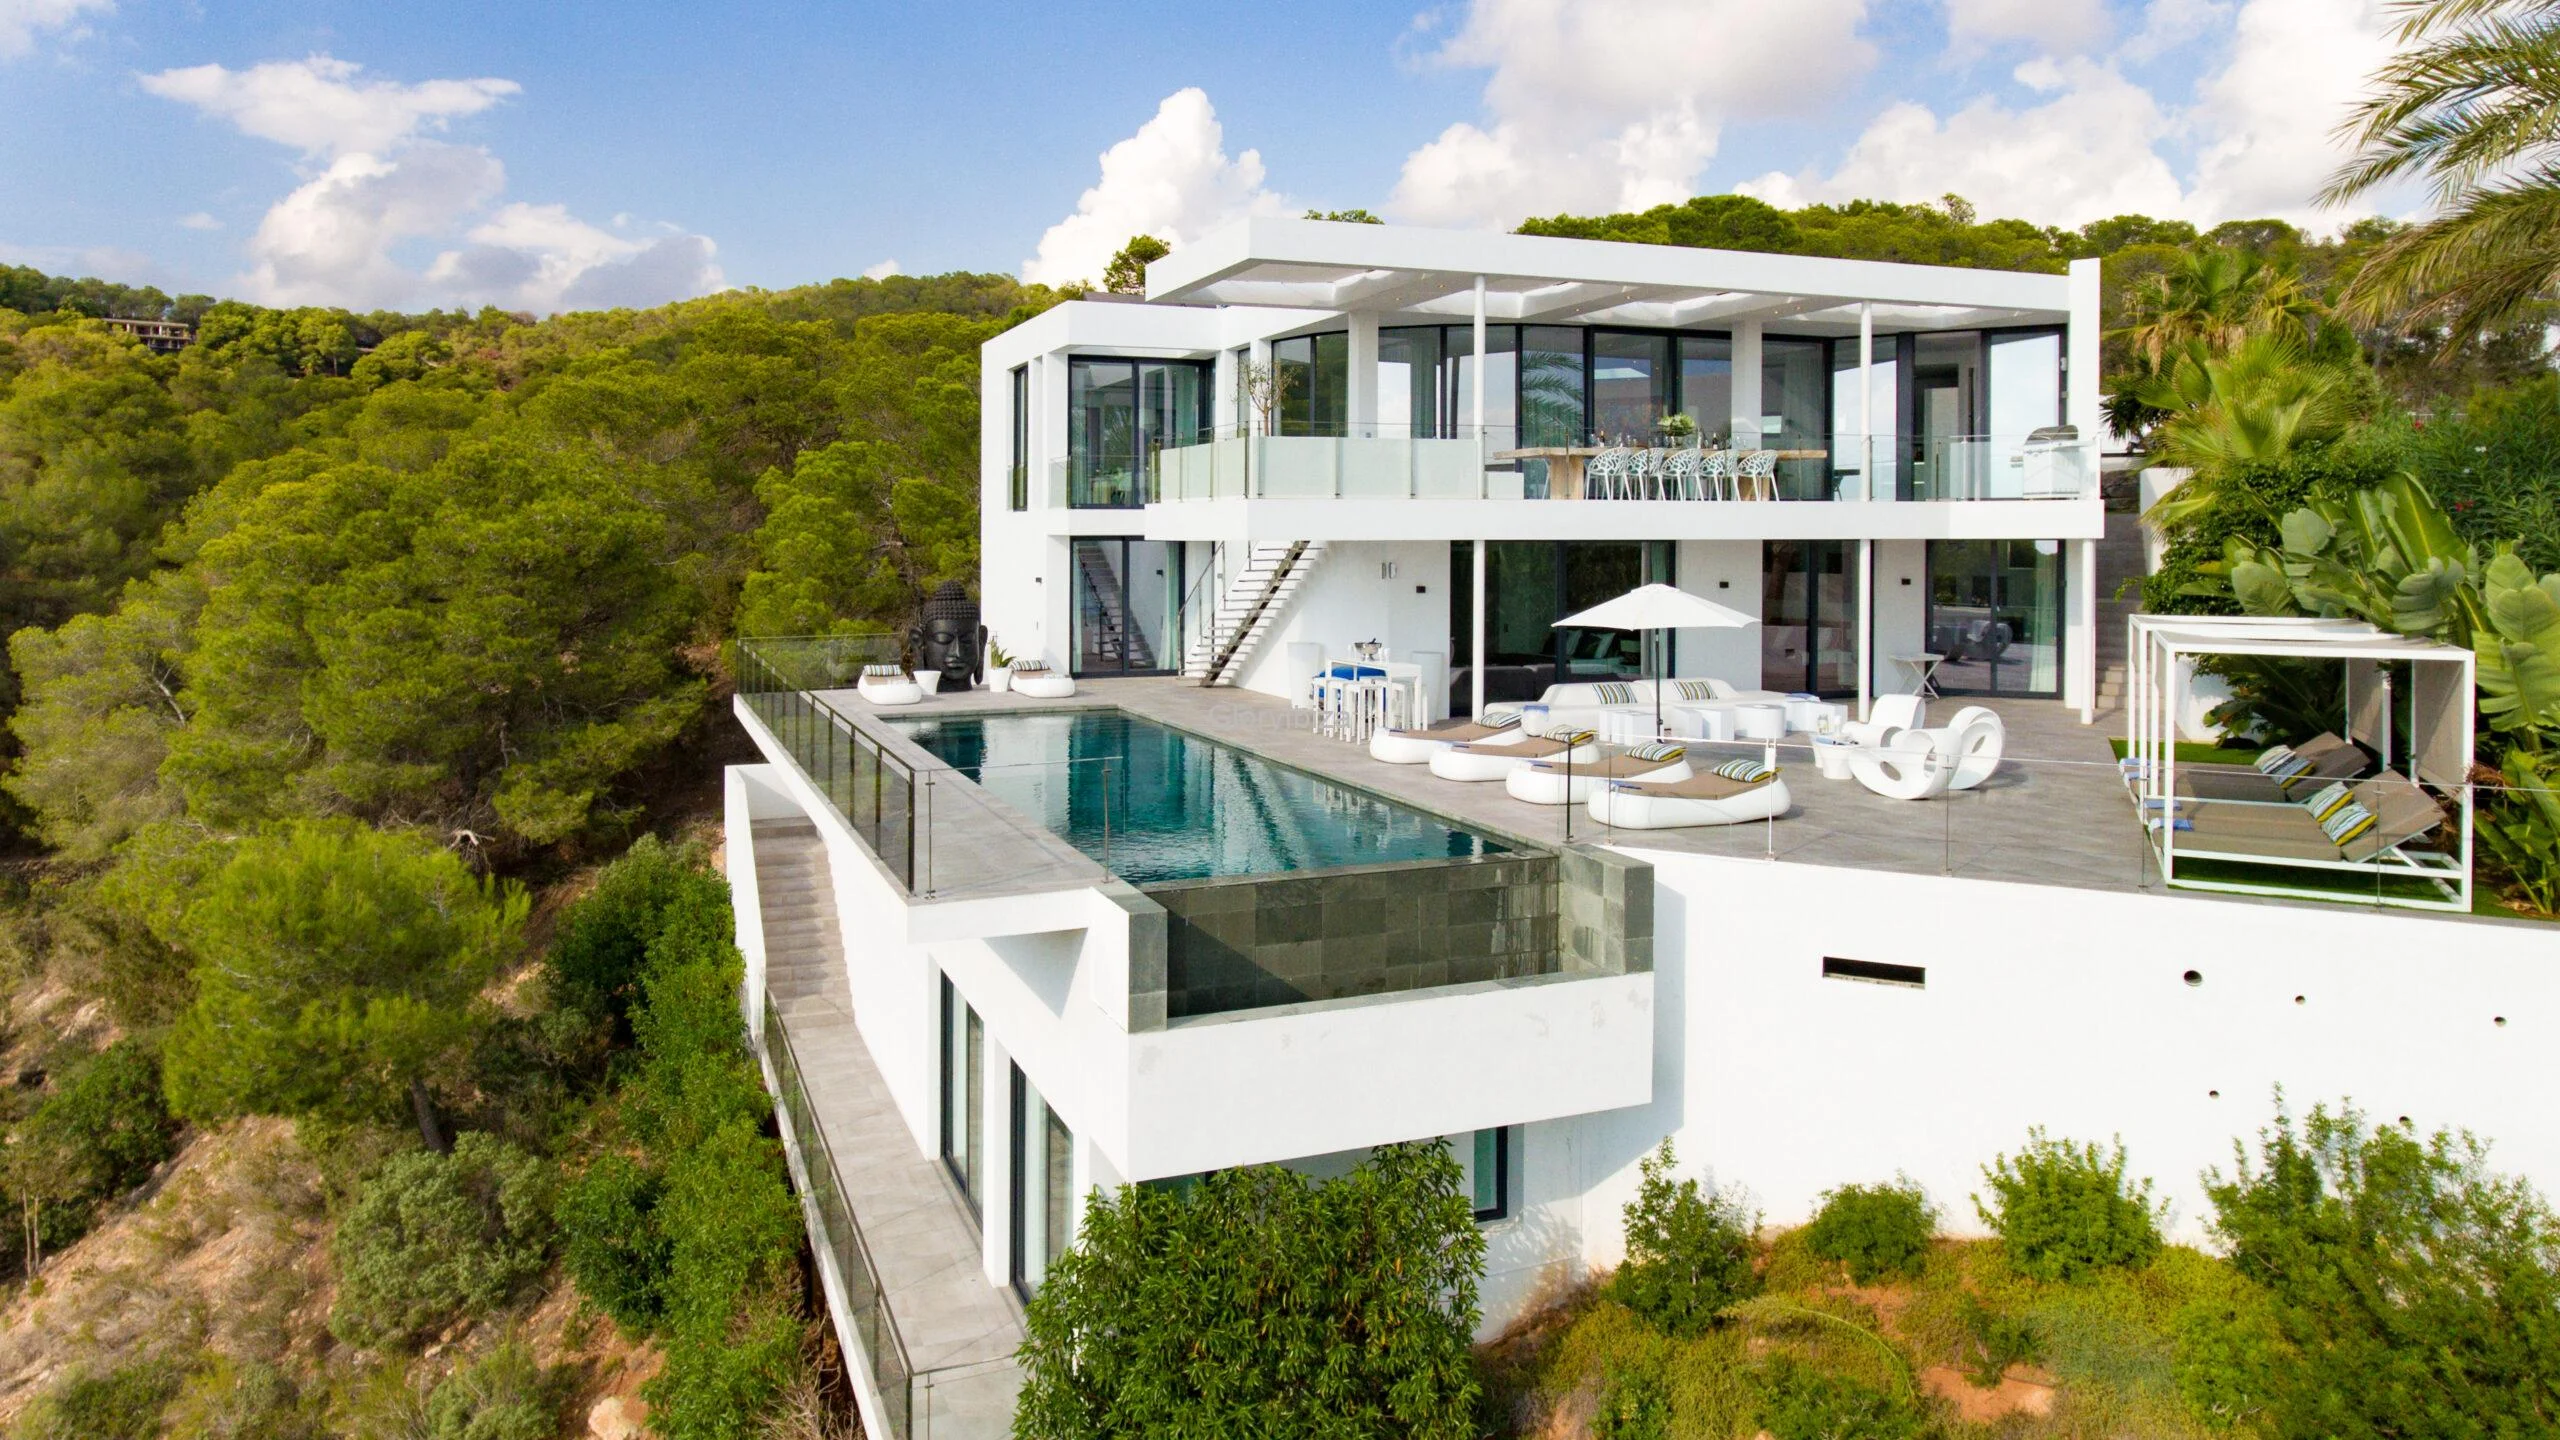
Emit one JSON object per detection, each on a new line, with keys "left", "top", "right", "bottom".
{"left": 1560, "top": 848, "right": 2560, "bottom": 1264}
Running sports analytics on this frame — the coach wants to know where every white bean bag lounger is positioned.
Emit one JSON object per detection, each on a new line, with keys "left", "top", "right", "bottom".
{"left": 1586, "top": 759, "right": 1791, "bottom": 829}
{"left": 1007, "top": 664, "right": 1077, "bottom": 699}
{"left": 1504, "top": 742, "right": 1691, "bottom": 806}
{"left": 855, "top": 665, "right": 924, "bottom": 706}
{"left": 1368, "top": 705, "right": 1523, "bottom": 764}
{"left": 1429, "top": 729, "right": 1599, "bottom": 783}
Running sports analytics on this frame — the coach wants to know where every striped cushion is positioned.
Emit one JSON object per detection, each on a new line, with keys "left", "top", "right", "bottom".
{"left": 1553, "top": 729, "right": 1597, "bottom": 746}
{"left": 1482, "top": 704, "right": 1523, "bottom": 727}
{"left": 1011, "top": 662, "right": 1050, "bottom": 674}
{"left": 2254, "top": 744, "right": 2311, "bottom": 783}
{"left": 1714, "top": 758, "right": 1775, "bottom": 782}
{"left": 2319, "top": 799, "right": 2377, "bottom": 846}
{"left": 1672, "top": 679, "right": 1720, "bottom": 701}
{"left": 2299, "top": 781, "right": 2354, "bottom": 824}
{"left": 1591, "top": 682, "right": 1636, "bottom": 705}
{"left": 861, "top": 663, "right": 905, "bottom": 678}
{"left": 1627, "top": 742, "right": 1686, "bottom": 763}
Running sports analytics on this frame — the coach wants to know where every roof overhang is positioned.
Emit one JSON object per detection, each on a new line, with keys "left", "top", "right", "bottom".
{"left": 1146, "top": 217, "right": 2073, "bottom": 335}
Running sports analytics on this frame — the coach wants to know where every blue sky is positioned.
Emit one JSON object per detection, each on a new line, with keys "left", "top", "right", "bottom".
{"left": 0, "top": 0, "right": 2402, "bottom": 310}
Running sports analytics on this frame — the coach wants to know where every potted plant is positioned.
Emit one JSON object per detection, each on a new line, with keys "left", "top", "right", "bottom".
{"left": 987, "top": 637, "right": 1016, "bottom": 693}
{"left": 1656, "top": 411, "right": 1698, "bottom": 444}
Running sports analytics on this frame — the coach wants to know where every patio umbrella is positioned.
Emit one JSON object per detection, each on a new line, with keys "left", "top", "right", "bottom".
{"left": 1553, "top": 583, "right": 1757, "bottom": 736}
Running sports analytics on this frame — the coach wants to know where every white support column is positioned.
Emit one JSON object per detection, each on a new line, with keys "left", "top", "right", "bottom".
{"left": 2073, "top": 537, "right": 2100, "bottom": 723}
{"left": 1471, "top": 538, "right": 1488, "bottom": 721}
{"left": 1037, "top": 354, "right": 1068, "bottom": 510}
{"left": 1212, "top": 342, "right": 1239, "bottom": 436}
{"left": 1856, "top": 537, "right": 1874, "bottom": 722}
{"left": 1857, "top": 303, "right": 1875, "bottom": 502}
{"left": 1730, "top": 320, "right": 1763, "bottom": 445}
{"left": 1472, "top": 275, "right": 1490, "bottom": 496}
{"left": 1346, "top": 311, "right": 1380, "bottom": 437}
{"left": 2065, "top": 258, "right": 2104, "bottom": 443}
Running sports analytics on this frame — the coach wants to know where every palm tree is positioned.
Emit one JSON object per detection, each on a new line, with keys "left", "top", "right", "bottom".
{"left": 2325, "top": 0, "right": 2560, "bottom": 342}
{"left": 2118, "top": 248, "right": 2321, "bottom": 368}
{"left": 2137, "top": 333, "right": 2363, "bottom": 528}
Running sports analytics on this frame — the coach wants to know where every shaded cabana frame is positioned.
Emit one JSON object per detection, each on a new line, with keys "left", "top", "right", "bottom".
{"left": 2123, "top": 614, "right": 2475, "bottom": 913}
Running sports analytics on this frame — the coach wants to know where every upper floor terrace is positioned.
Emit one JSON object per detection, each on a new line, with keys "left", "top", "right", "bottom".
{"left": 985, "top": 219, "right": 2105, "bottom": 537}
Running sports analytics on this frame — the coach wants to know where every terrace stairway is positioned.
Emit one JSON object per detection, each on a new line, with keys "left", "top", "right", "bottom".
{"left": 1185, "top": 540, "right": 1327, "bottom": 686}
{"left": 2092, "top": 510, "right": 2145, "bottom": 713}
{"left": 752, "top": 820, "right": 850, "bottom": 1020}
{"left": 1075, "top": 544, "right": 1157, "bottom": 672}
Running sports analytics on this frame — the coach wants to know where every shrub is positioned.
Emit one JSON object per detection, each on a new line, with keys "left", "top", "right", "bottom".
{"left": 2171, "top": 1292, "right": 2283, "bottom": 1431}
{"left": 1957, "top": 1293, "right": 2043, "bottom": 1387}
{"left": 163, "top": 1356, "right": 323, "bottom": 1440}
{"left": 330, "top": 1133, "right": 556, "bottom": 1349}
{"left": 550, "top": 836, "right": 723, "bottom": 1036}
{"left": 1974, "top": 1129, "right": 2164, "bottom": 1281}
{"left": 3, "top": 1039, "right": 179, "bottom": 1265}
{"left": 1592, "top": 1361, "right": 1670, "bottom": 1440}
{"left": 1611, "top": 1141, "right": 1759, "bottom": 1337}
{"left": 1015, "top": 1142, "right": 1485, "bottom": 1440}
{"left": 2202, "top": 1099, "right": 2560, "bottom": 1438}
{"left": 423, "top": 1338, "right": 568, "bottom": 1440}
{"left": 558, "top": 1151, "right": 670, "bottom": 1332}
{"left": 10, "top": 1365, "right": 178, "bottom": 1440}
{"left": 1802, "top": 1179, "right": 1935, "bottom": 1284}
{"left": 1753, "top": 1358, "right": 1927, "bottom": 1440}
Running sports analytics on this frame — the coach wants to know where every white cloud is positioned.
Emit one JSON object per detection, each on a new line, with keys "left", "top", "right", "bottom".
{"left": 0, "top": 0, "right": 110, "bottom": 60}
{"left": 2183, "top": 0, "right": 2401, "bottom": 223}
{"left": 861, "top": 258, "right": 901, "bottom": 280}
{"left": 2122, "top": 0, "right": 2233, "bottom": 61}
{"left": 1751, "top": 58, "right": 2187, "bottom": 226}
{"left": 178, "top": 211, "right": 222, "bottom": 231}
{"left": 1943, "top": 0, "right": 2110, "bottom": 55}
{"left": 1022, "top": 88, "right": 1286, "bottom": 286}
{"left": 140, "top": 55, "right": 517, "bottom": 159}
{"left": 1388, "top": 0, "right": 1876, "bottom": 229}
{"left": 143, "top": 54, "right": 720, "bottom": 313}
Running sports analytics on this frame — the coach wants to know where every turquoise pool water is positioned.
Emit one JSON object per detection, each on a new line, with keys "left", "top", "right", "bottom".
{"left": 888, "top": 709, "right": 1507, "bottom": 885}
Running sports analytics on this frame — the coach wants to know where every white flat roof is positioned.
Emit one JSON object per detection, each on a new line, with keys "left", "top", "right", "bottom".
{"left": 1145, "top": 216, "right": 2076, "bottom": 335}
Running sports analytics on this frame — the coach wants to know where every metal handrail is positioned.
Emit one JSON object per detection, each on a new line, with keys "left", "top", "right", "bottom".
{"left": 738, "top": 640, "right": 924, "bottom": 892}
{"left": 767, "top": 994, "right": 916, "bottom": 1438}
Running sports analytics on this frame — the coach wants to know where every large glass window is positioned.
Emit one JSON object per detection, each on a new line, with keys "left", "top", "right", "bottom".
{"left": 1590, "top": 331, "right": 1672, "bottom": 444}
{"left": 1380, "top": 326, "right": 1441, "bottom": 438}
{"left": 940, "top": 975, "right": 983, "bottom": 1216}
{"left": 1446, "top": 324, "right": 1518, "bottom": 448}
{"left": 1764, "top": 540, "right": 1858, "bottom": 696}
{"left": 1929, "top": 539, "right": 2062, "bottom": 696}
{"left": 1008, "top": 365, "right": 1029, "bottom": 511}
{"left": 1761, "top": 337, "right": 1830, "bottom": 499}
{"left": 1457, "top": 1128, "right": 1510, "bottom": 1222}
{"left": 1450, "top": 541, "right": 1675, "bottom": 706}
{"left": 1909, "top": 332, "right": 1983, "bottom": 500}
{"left": 1070, "top": 538, "right": 1183, "bottom": 677}
{"left": 1832, "top": 339, "right": 1903, "bottom": 500}
{"left": 1272, "top": 332, "right": 1348, "bottom": 436}
{"left": 1678, "top": 336, "right": 1733, "bottom": 444}
{"left": 1009, "top": 1064, "right": 1075, "bottom": 1297}
{"left": 1066, "top": 357, "right": 1211, "bottom": 507}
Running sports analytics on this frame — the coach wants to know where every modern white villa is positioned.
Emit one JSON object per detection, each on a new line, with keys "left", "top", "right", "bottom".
{"left": 722, "top": 219, "right": 2557, "bottom": 1440}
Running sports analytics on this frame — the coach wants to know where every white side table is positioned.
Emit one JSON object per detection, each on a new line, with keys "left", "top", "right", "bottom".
{"left": 1892, "top": 652, "right": 1945, "bottom": 698}
{"left": 1811, "top": 739, "right": 1860, "bottom": 780}
{"left": 1667, "top": 702, "right": 1738, "bottom": 742}
{"left": 1733, "top": 702, "right": 1788, "bottom": 741}
{"left": 1598, "top": 705, "right": 1658, "bottom": 745}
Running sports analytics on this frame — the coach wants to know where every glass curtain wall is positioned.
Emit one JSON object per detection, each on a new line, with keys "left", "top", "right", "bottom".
{"left": 1273, "top": 332, "right": 1349, "bottom": 436}
{"left": 1378, "top": 327, "right": 1442, "bottom": 438}
{"left": 1761, "top": 338, "right": 1830, "bottom": 499}
{"left": 1678, "top": 336, "right": 1733, "bottom": 444}
{"left": 1009, "top": 1065, "right": 1074, "bottom": 1297}
{"left": 1830, "top": 339, "right": 1903, "bottom": 500}
{"left": 1519, "top": 327, "right": 1587, "bottom": 497}
{"left": 1070, "top": 538, "right": 1182, "bottom": 677}
{"left": 1908, "top": 332, "right": 1983, "bottom": 500}
{"left": 1763, "top": 540, "right": 1857, "bottom": 696}
{"left": 940, "top": 975, "right": 984, "bottom": 1216}
{"left": 1928, "top": 539, "right": 2062, "bottom": 696}
{"left": 1450, "top": 541, "right": 1676, "bottom": 704}
{"left": 1445, "top": 324, "right": 1518, "bottom": 448}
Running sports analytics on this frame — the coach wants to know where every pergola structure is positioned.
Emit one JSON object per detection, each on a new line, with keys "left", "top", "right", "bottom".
{"left": 2123, "top": 614, "right": 2475, "bottom": 912}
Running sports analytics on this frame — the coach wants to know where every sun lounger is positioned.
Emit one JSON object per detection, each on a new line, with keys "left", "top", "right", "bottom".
{"left": 1504, "top": 742, "right": 1689, "bottom": 805}
{"left": 2164, "top": 771, "right": 2446, "bottom": 865}
{"left": 1429, "top": 729, "right": 1599, "bottom": 782}
{"left": 1586, "top": 759, "right": 1791, "bottom": 829}
{"left": 2170, "top": 732, "right": 2367, "bottom": 802}
{"left": 856, "top": 664, "right": 923, "bottom": 706}
{"left": 1369, "top": 705, "right": 1523, "bottom": 764}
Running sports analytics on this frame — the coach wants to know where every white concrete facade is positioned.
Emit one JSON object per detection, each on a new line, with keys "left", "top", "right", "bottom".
{"left": 979, "top": 218, "right": 2110, "bottom": 716}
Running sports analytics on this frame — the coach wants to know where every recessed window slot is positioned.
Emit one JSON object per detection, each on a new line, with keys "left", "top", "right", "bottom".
{"left": 1822, "top": 956, "right": 1925, "bottom": 989}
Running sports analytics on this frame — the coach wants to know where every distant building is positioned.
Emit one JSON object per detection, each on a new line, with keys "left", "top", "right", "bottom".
{"left": 101, "top": 317, "right": 194, "bottom": 354}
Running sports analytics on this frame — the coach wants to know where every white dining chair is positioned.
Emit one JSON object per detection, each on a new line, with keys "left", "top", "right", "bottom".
{"left": 1701, "top": 449, "right": 1737, "bottom": 501}
{"left": 1738, "top": 449, "right": 1779, "bottom": 500}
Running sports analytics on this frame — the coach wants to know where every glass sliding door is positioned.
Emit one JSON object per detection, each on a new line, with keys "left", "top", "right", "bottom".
{"left": 940, "top": 974, "right": 983, "bottom": 1217}
{"left": 1009, "top": 1064, "right": 1075, "bottom": 1298}
{"left": 1761, "top": 337, "right": 1829, "bottom": 499}
{"left": 1380, "top": 326, "right": 1441, "bottom": 438}
{"left": 1987, "top": 328, "right": 2065, "bottom": 497}
{"left": 1519, "top": 327, "right": 1587, "bottom": 497}
{"left": 1831, "top": 339, "right": 1902, "bottom": 500}
{"left": 1452, "top": 540, "right": 1674, "bottom": 700}
{"left": 1590, "top": 331, "right": 1672, "bottom": 444}
{"left": 1928, "top": 539, "right": 2062, "bottom": 696}
{"left": 1445, "top": 323, "right": 1518, "bottom": 448}
{"left": 1067, "top": 357, "right": 1211, "bottom": 508}
{"left": 1763, "top": 540, "right": 1857, "bottom": 696}
{"left": 1071, "top": 538, "right": 1182, "bottom": 677}
{"left": 1677, "top": 335, "right": 1733, "bottom": 443}
{"left": 1272, "top": 332, "right": 1349, "bottom": 436}
{"left": 1908, "top": 331, "right": 1985, "bottom": 499}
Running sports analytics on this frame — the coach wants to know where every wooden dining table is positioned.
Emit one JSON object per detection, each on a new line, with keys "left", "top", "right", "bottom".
{"left": 1491, "top": 447, "right": 1828, "bottom": 500}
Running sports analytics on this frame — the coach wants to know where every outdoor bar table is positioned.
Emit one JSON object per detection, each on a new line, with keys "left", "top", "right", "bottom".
{"left": 1491, "top": 447, "right": 1828, "bottom": 499}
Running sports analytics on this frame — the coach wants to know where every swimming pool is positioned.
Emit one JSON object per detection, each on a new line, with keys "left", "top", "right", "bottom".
{"left": 888, "top": 708, "right": 1508, "bottom": 885}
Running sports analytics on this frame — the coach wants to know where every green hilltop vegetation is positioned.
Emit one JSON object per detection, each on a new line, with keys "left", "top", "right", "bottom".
{"left": 0, "top": 168, "right": 2554, "bottom": 1434}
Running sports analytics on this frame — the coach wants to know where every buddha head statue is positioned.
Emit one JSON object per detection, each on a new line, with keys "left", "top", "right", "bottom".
{"left": 912, "top": 581, "right": 983, "bottom": 687}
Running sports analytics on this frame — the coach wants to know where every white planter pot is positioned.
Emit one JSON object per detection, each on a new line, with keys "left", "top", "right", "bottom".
{"left": 989, "top": 667, "right": 1013, "bottom": 694}
{"left": 911, "top": 670, "right": 943, "bottom": 695}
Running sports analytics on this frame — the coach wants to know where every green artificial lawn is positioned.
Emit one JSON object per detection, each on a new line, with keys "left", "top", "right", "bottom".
{"left": 2108, "top": 737, "right": 2266, "bottom": 766}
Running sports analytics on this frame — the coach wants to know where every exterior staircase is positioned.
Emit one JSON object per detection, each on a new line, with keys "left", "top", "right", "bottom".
{"left": 1184, "top": 541, "right": 1327, "bottom": 687}
{"left": 752, "top": 820, "right": 849, "bottom": 1020}
{"left": 2092, "top": 511, "right": 2146, "bottom": 713}
{"left": 1074, "top": 544, "right": 1157, "bottom": 671}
